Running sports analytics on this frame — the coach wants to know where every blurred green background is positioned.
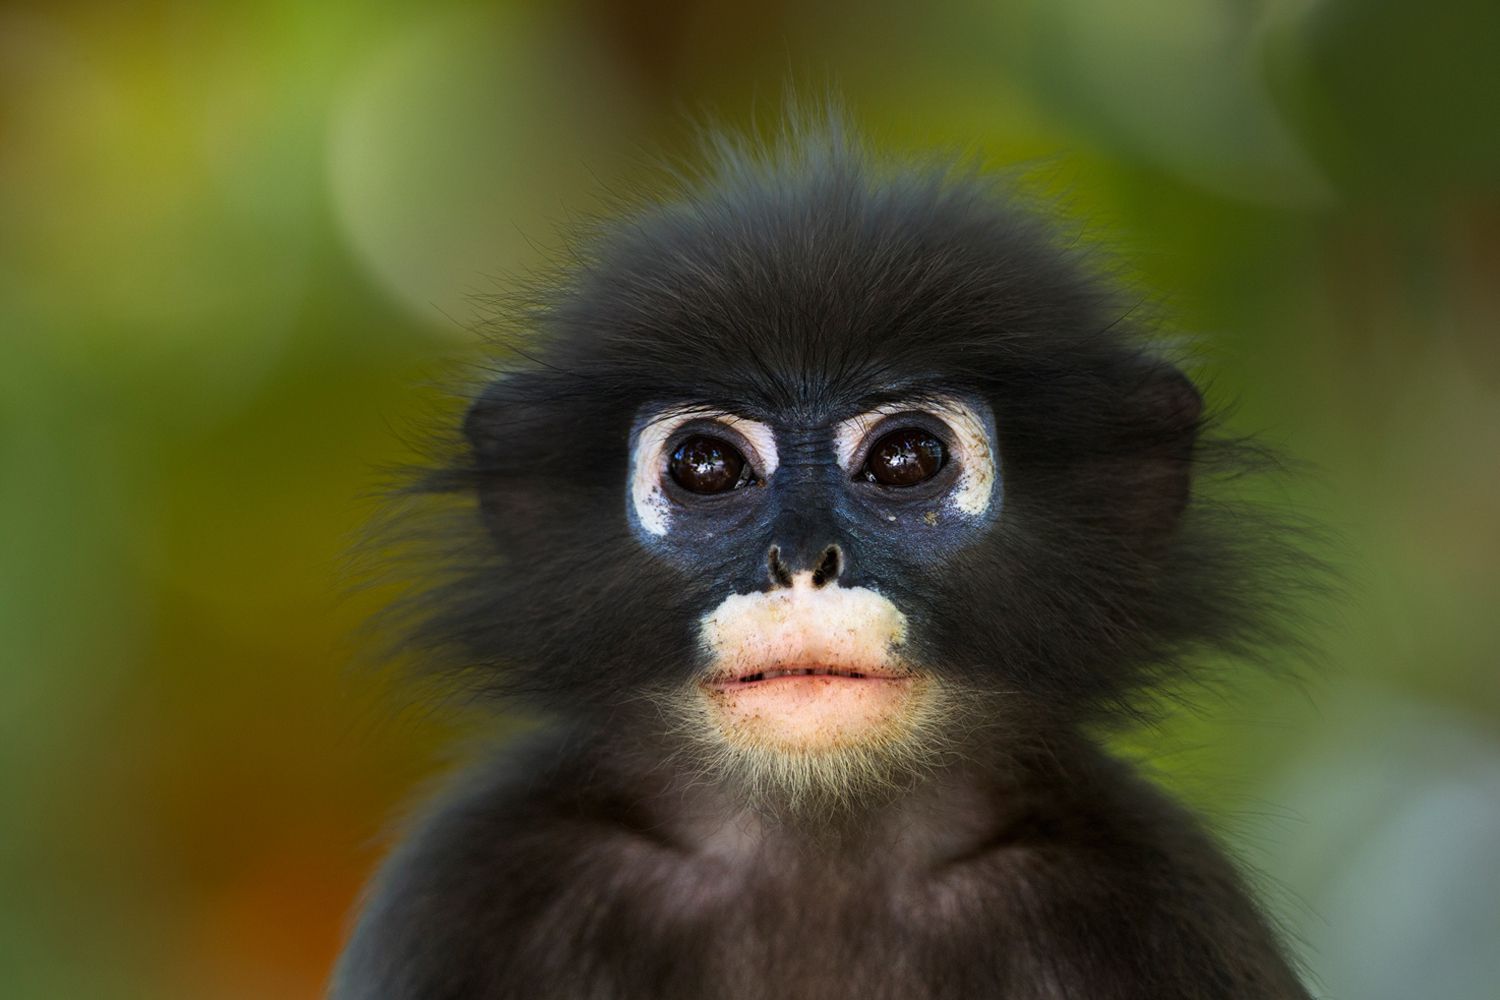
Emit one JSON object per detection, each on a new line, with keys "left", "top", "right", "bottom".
{"left": 3, "top": 1, "right": 1498, "bottom": 997}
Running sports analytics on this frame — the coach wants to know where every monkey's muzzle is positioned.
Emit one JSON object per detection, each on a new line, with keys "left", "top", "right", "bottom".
{"left": 695, "top": 579, "right": 927, "bottom": 751}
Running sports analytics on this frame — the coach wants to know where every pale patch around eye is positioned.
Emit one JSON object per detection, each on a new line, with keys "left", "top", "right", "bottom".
{"left": 627, "top": 407, "right": 779, "bottom": 536}
{"left": 834, "top": 397, "right": 999, "bottom": 516}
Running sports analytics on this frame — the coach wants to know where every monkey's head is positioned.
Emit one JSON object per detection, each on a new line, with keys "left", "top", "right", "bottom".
{"left": 398, "top": 130, "right": 1287, "bottom": 808}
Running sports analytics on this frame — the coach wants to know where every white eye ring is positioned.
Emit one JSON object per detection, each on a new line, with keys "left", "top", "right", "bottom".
{"left": 628, "top": 408, "right": 779, "bottom": 536}
{"left": 833, "top": 397, "right": 998, "bottom": 516}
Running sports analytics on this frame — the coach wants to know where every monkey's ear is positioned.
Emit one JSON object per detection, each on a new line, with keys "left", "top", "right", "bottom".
{"left": 1119, "top": 363, "right": 1203, "bottom": 543}
{"left": 461, "top": 382, "right": 551, "bottom": 541}
{"left": 462, "top": 383, "right": 507, "bottom": 459}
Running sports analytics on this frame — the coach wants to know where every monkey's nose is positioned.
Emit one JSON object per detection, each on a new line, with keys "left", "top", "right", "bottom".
{"left": 767, "top": 544, "right": 843, "bottom": 589}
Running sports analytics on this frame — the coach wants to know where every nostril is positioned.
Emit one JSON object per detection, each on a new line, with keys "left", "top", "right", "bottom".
{"left": 767, "top": 545, "right": 795, "bottom": 588}
{"left": 810, "top": 545, "right": 842, "bottom": 588}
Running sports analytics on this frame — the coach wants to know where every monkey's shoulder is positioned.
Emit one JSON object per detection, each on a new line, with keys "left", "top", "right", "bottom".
{"left": 934, "top": 759, "right": 1313, "bottom": 998}
{"left": 330, "top": 734, "right": 712, "bottom": 999}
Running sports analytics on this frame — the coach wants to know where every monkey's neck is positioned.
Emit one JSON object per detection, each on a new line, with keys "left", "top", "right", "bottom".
{"left": 587, "top": 722, "right": 1097, "bottom": 865}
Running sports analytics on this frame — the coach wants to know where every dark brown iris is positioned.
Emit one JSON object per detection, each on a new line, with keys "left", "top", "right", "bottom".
{"left": 669, "top": 435, "right": 750, "bottom": 494}
{"left": 862, "top": 427, "right": 945, "bottom": 486}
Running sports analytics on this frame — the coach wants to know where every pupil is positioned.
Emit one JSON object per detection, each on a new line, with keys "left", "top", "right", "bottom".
{"left": 669, "top": 435, "right": 747, "bottom": 494}
{"left": 867, "top": 428, "right": 944, "bottom": 486}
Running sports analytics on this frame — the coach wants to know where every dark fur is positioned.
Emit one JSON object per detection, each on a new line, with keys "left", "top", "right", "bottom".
{"left": 334, "top": 123, "right": 1315, "bottom": 999}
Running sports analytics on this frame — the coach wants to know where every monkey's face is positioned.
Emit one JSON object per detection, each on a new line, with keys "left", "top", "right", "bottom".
{"left": 451, "top": 154, "right": 1207, "bottom": 805}
{"left": 626, "top": 396, "right": 999, "bottom": 780}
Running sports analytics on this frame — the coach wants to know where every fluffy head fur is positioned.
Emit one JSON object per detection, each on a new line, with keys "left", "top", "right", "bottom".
{"left": 374, "top": 121, "right": 1308, "bottom": 807}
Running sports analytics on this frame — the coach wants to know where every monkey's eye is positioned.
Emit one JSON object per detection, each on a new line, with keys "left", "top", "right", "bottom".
{"left": 669, "top": 434, "right": 753, "bottom": 494}
{"left": 860, "top": 427, "right": 946, "bottom": 487}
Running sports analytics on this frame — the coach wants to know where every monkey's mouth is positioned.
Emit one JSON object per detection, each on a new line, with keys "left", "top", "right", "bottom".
{"left": 693, "top": 582, "right": 919, "bottom": 751}
{"left": 712, "top": 665, "right": 902, "bottom": 687}
{"left": 699, "top": 664, "right": 921, "bottom": 750}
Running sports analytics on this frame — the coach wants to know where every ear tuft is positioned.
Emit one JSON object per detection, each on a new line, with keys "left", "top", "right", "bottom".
{"left": 1137, "top": 364, "right": 1204, "bottom": 443}
{"left": 463, "top": 384, "right": 506, "bottom": 458}
{"left": 1121, "top": 363, "right": 1204, "bottom": 543}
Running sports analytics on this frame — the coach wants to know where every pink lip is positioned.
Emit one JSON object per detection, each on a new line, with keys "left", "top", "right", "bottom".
{"left": 698, "top": 663, "right": 925, "bottom": 751}
{"left": 708, "top": 665, "right": 907, "bottom": 689}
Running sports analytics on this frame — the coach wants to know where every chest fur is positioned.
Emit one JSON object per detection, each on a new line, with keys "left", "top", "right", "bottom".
{"left": 498, "top": 836, "right": 1050, "bottom": 1000}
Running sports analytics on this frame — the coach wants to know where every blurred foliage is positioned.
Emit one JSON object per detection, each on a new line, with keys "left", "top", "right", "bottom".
{"left": 2, "top": 1, "right": 1498, "bottom": 997}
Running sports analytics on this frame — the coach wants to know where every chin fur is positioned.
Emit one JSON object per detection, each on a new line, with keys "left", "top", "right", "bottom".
{"left": 646, "top": 677, "right": 993, "bottom": 824}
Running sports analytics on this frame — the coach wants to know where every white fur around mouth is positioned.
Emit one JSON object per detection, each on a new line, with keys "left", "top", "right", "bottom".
{"left": 695, "top": 575, "right": 922, "bottom": 751}
{"left": 698, "top": 575, "right": 908, "bottom": 674}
